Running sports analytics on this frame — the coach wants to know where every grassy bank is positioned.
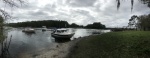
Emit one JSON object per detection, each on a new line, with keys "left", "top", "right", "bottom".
{"left": 69, "top": 31, "right": 150, "bottom": 58}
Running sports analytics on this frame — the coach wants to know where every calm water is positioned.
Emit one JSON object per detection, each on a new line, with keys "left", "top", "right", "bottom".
{"left": 0, "top": 28, "right": 110, "bottom": 58}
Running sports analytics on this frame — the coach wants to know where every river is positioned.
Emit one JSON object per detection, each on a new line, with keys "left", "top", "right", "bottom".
{"left": 0, "top": 28, "right": 110, "bottom": 58}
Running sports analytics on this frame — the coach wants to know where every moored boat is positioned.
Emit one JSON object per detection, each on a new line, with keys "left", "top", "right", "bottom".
{"left": 22, "top": 28, "right": 35, "bottom": 33}
{"left": 42, "top": 26, "right": 47, "bottom": 31}
{"left": 51, "top": 29, "right": 75, "bottom": 39}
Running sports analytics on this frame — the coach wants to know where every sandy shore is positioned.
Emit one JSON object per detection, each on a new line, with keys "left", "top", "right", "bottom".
{"left": 19, "top": 36, "right": 90, "bottom": 58}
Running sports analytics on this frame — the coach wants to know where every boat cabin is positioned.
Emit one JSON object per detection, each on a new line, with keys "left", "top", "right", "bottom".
{"left": 53, "top": 29, "right": 68, "bottom": 33}
{"left": 51, "top": 29, "right": 75, "bottom": 39}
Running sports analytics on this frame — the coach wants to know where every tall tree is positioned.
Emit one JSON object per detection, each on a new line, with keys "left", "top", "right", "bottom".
{"left": 137, "top": 14, "right": 150, "bottom": 30}
{"left": 128, "top": 15, "right": 138, "bottom": 29}
{"left": 0, "top": 0, "right": 24, "bottom": 58}
{"left": 85, "top": 22, "right": 106, "bottom": 29}
{"left": 0, "top": 16, "right": 4, "bottom": 29}
{"left": 128, "top": 14, "right": 150, "bottom": 31}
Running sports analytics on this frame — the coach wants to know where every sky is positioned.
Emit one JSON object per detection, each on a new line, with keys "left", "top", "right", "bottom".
{"left": 1, "top": 0, "right": 150, "bottom": 27}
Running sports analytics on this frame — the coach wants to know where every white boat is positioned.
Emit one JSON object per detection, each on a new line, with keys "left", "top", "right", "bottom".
{"left": 22, "top": 28, "right": 35, "bottom": 33}
{"left": 51, "top": 29, "right": 75, "bottom": 39}
{"left": 42, "top": 26, "right": 47, "bottom": 31}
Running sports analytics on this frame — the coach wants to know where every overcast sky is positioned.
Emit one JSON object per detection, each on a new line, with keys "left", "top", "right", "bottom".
{"left": 1, "top": 0, "right": 150, "bottom": 27}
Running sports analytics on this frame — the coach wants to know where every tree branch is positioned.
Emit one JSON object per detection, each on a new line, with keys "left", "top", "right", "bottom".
{"left": 0, "top": 0, "right": 25, "bottom": 20}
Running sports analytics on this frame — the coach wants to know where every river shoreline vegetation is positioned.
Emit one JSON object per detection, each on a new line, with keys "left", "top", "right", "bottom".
{"left": 6, "top": 20, "right": 106, "bottom": 29}
{"left": 69, "top": 31, "right": 150, "bottom": 58}
{"left": 0, "top": 16, "right": 12, "bottom": 58}
{"left": 0, "top": 16, "right": 4, "bottom": 42}
{"left": 0, "top": 16, "right": 6, "bottom": 58}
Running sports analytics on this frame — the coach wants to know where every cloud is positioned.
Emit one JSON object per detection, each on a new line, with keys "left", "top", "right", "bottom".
{"left": 1, "top": 0, "right": 150, "bottom": 27}
{"left": 68, "top": 0, "right": 97, "bottom": 7}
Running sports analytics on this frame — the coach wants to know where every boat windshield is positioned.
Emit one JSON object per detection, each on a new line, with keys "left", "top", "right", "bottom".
{"left": 56, "top": 30, "right": 67, "bottom": 33}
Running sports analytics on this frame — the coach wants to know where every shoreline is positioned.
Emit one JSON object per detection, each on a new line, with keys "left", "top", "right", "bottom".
{"left": 19, "top": 35, "right": 94, "bottom": 58}
{"left": 67, "top": 31, "right": 150, "bottom": 58}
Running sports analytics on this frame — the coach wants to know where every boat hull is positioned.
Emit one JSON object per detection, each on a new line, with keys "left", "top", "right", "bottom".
{"left": 22, "top": 30, "right": 35, "bottom": 33}
{"left": 42, "top": 29, "right": 46, "bottom": 31}
{"left": 51, "top": 33, "right": 75, "bottom": 39}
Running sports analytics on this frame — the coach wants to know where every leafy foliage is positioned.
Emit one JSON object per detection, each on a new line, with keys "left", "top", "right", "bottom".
{"left": 0, "top": 16, "right": 4, "bottom": 42}
{"left": 85, "top": 22, "right": 106, "bottom": 29}
{"left": 0, "top": 16, "right": 4, "bottom": 28}
{"left": 7, "top": 20, "right": 106, "bottom": 29}
{"left": 7, "top": 20, "right": 70, "bottom": 28}
{"left": 69, "top": 23, "right": 83, "bottom": 28}
{"left": 137, "top": 14, "right": 150, "bottom": 30}
{"left": 128, "top": 15, "right": 138, "bottom": 28}
{"left": 128, "top": 14, "right": 150, "bottom": 30}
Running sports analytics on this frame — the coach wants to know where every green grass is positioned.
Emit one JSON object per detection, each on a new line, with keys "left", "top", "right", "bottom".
{"left": 69, "top": 31, "right": 150, "bottom": 58}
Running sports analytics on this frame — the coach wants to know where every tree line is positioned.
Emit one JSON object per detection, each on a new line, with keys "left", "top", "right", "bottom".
{"left": 128, "top": 14, "right": 150, "bottom": 31}
{"left": 6, "top": 20, "right": 106, "bottom": 29}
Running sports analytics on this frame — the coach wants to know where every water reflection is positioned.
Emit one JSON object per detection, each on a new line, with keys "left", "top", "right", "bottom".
{"left": 2, "top": 29, "right": 54, "bottom": 58}
{"left": 23, "top": 32, "right": 36, "bottom": 36}
{"left": 0, "top": 28, "right": 110, "bottom": 58}
{"left": 0, "top": 35, "right": 12, "bottom": 58}
{"left": 54, "top": 38, "right": 71, "bottom": 43}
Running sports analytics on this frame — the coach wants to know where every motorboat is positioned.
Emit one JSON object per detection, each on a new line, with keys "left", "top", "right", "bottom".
{"left": 42, "top": 26, "right": 47, "bottom": 31}
{"left": 51, "top": 29, "right": 75, "bottom": 39}
{"left": 22, "top": 28, "right": 35, "bottom": 33}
